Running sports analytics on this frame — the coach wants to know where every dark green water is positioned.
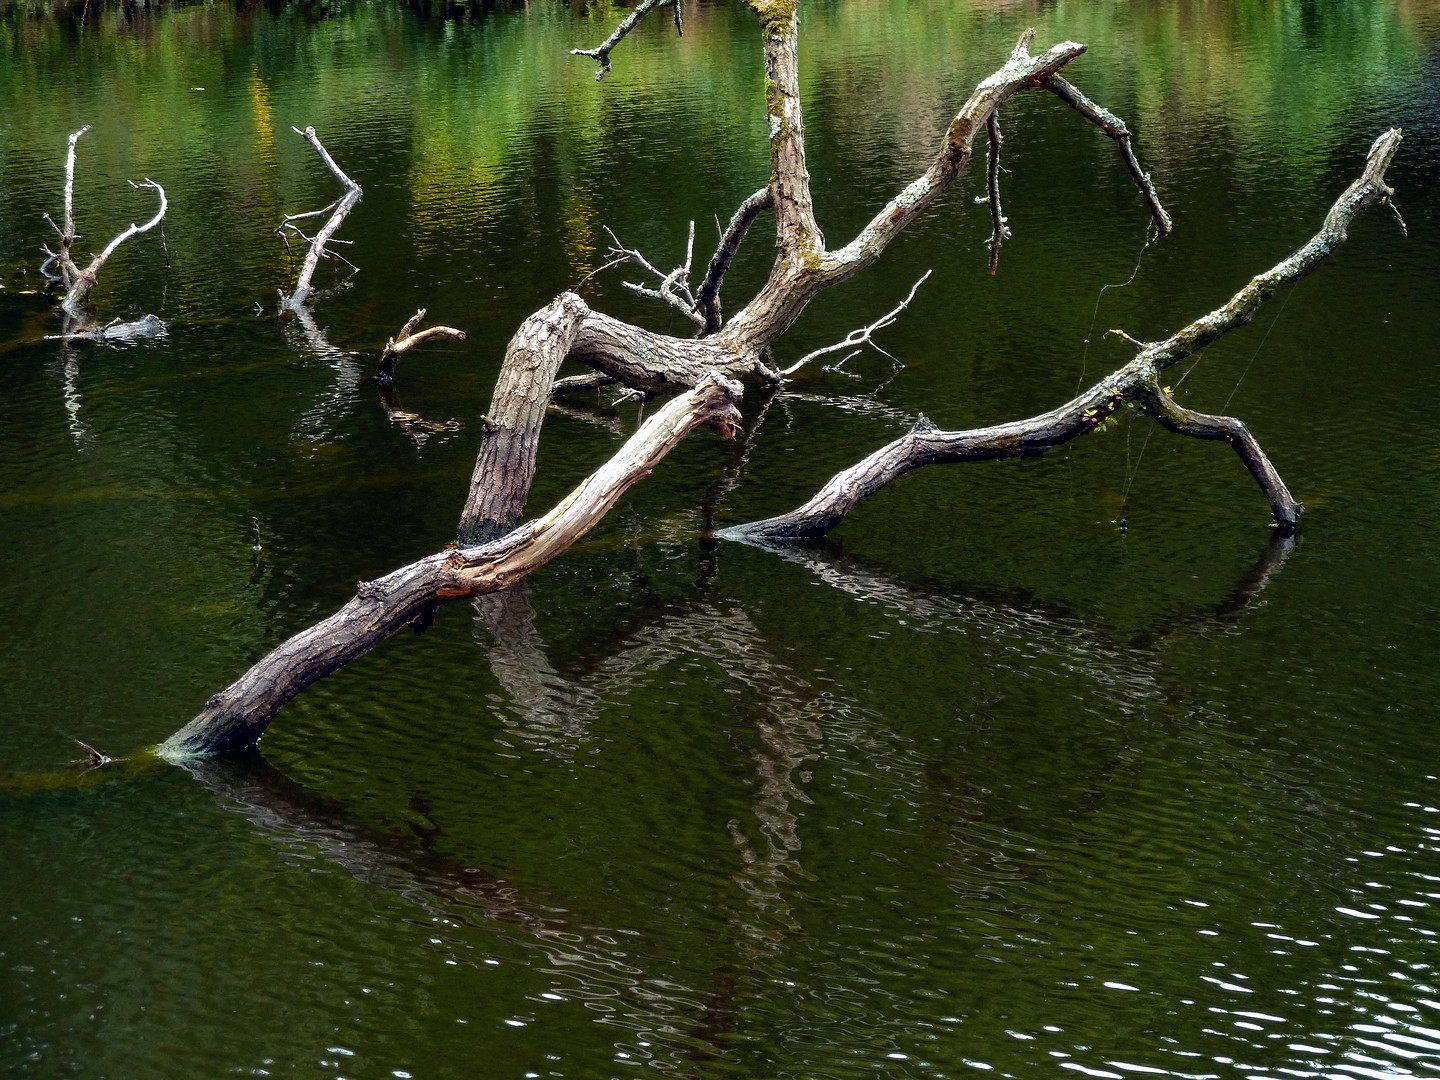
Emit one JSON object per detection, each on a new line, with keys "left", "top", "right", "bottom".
{"left": 2, "top": 1, "right": 1439, "bottom": 1076}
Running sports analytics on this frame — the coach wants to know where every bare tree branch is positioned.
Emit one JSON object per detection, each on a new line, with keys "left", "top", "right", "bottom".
{"left": 779, "top": 270, "right": 931, "bottom": 378}
{"left": 1042, "top": 74, "right": 1173, "bottom": 237}
{"left": 40, "top": 127, "right": 169, "bottom": 319}
{"left": 722, "top": 129, "right": 1402, "bottom": 542}
{"left": 605, "top": 223, "right": 706, "bottom": 328}
{"left": 571, "top": 0, "right": 681, "bottom": 81}
{"left": 695, "top": 185, "right": 772, "bottom": 334}
{"left": 376, "top": 307, "right": 466, "bottom": 385}
{"left": 158, "top": 371, "right": 742, "bottom": 759}
{"left": 278, "top": 126, "right": 362, "bottom": 310}
{"left": 980, "top": 112, "right": 1011, "bottom": 273}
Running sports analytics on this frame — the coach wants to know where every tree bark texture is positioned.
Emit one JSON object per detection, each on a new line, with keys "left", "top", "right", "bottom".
{"left": 721, "top": 129, "right": 1402, "bottom": 542}
{"left": 458, "top": 293, "right": 590, "bottom": 544}
{"left": 159, "top": 372, "right": 742, "bottom": 759}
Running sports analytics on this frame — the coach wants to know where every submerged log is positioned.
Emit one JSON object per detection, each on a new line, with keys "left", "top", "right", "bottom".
{"left": 159, "top": 372, "right": 742, "bottom": 759}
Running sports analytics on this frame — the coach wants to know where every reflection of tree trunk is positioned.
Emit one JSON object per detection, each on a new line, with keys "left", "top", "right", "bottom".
{"left": 176, "top": 753, "right": 738, "bottom": 1067}
{"left": 473, "top": 584, "right": 586, "bottom": 740}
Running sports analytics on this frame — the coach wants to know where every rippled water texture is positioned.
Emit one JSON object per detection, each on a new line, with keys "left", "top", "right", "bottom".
{"left": 2, "top": 1, "right": 1439, "bottom": 1076}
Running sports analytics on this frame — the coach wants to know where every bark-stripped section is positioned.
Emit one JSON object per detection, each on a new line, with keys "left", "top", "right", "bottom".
{"left": 722, "top": 129, "right": 1402, "bottom": 541}
{"left": 458, "top": 293, "right": 590, "bottom": 544}
{"left": 159, "top": 372, "right": 743, "bottom": 759}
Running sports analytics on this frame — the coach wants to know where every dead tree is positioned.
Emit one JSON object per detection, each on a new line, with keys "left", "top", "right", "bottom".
{"left": 722, "top": 130, "right": 1402, "bottom": 542}
{"left": 157, "top": 11, "right": 1401, "bottom": 760}
{"left": 375, "top": 307, "right": 466, "bottom": 385}
{"left": 39, "top": 125, "right": 168, "bottom": 320}
{"left": 276, "top": 126, "right": 361, "bottom": 311}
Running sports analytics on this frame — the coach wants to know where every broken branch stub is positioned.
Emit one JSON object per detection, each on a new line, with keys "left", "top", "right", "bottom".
{"left": 376, "top": 308, "right": 466, "bottom": 385}
{"left": 722, "top": 130, "right": 1402, "bottom": 542}
{"left": 278, "top": 126, "right": 362, "bottom": 310}
{"left": 159, "top": 371, "right": 743, "bottom": 759}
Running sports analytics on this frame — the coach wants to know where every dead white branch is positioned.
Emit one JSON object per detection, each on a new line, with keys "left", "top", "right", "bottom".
{"left": 376, "top": 308, "right": 466, "bottom": 385}
{"left": 779, "top": 270, "right": 931, "bottom": 378}
{"left": 39, "top": 127, "right": 168, "bottom": 319}
{"left": 278, "top": 126, "right": 362, "bottom": 310}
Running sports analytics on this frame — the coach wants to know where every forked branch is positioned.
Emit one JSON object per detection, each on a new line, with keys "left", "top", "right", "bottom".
{"left": 779, "top": 270, "right": 931, "bottom": 378}
{"left": 278, "top": 126, "right": 362, "bottom": 310}
{"left": 723, "top": 130, "right": 1402, "bottom": 542}
{"left": 40, "top": 127, "right": 168, "bottom": 318}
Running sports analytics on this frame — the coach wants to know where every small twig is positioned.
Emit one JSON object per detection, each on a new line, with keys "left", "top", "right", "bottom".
{"left": 1106, "top": 328, "right": 1147, "bottom": 350}
{"left": 780, "top": 270, "right": 932, "bottom": 378}
{"left": 571, "top": 0, "right": 681, "bottom": 81}
{"left": 606, "top": 224, "right": 706, "bottom": 328}
{"left": 73, "top": 738, "right": 112, "bottom": 769}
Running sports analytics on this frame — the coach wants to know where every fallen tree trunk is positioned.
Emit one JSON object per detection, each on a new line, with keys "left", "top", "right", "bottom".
{"left": 721, "top": 129, "right": 1402, "bottom": 542}
{"left": 159, "top": 372, "right": 742, "bottom": 759}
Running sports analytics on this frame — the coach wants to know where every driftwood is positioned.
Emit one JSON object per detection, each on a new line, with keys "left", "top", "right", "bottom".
{"left": 277, "top": 126, "right": 362, "bottom": 310}
{"left": 159, "top": 371, "right": 742, "bottom": 759}
{"left": 39, "top": 126, "right": 168, "bottom": 319}
{"left": 722, "top": 129, "right": 1402, "bottom": 542}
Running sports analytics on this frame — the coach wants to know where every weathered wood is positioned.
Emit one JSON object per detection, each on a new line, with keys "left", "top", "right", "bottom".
{"left": 571, "top": 0, "right": 680, "bottom": 80}
{"left": 278, "top": 126, "right": 362, "bottom": 310}
{"left": 722, "top": 130, "right": 1402, "bottom": 541}
{"left": 458, "top": 292, "right": 590, "bottom": 544}
{"left": 159, "top": 372, "right": 742, "bottom": 759}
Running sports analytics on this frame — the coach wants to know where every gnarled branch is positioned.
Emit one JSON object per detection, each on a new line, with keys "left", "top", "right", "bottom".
{"left": 278, "top": 126, "right": 362, "bottom": 310}
{"left": 722, "top": 129, "right": 1402, "bottom": 542}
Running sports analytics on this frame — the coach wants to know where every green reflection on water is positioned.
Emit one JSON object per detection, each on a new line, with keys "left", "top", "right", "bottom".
{"left": 1, "top": 1, "right": 1438, "bottom": 1077}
